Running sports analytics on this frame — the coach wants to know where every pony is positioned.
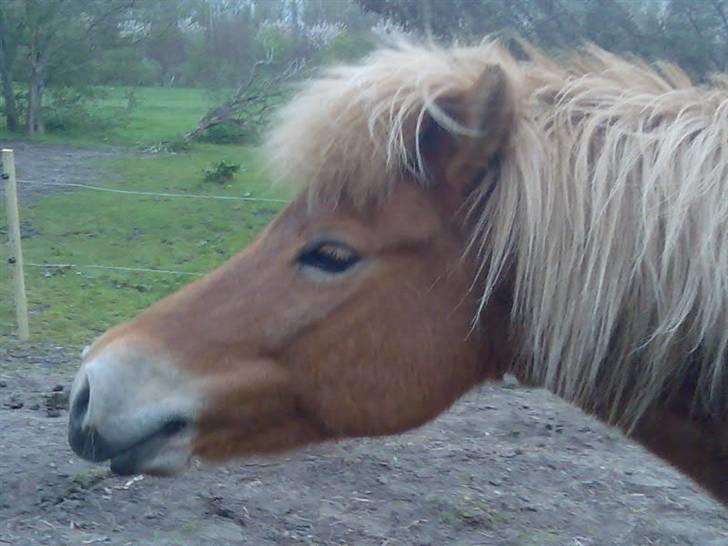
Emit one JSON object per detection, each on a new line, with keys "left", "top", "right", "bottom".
{"left": 67, "top": 39, "right": 728, "bottom": 505}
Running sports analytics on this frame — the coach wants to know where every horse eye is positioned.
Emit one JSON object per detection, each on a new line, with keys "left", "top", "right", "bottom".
{"left": 296, "top": 241, "right": 361, "bottom": 277}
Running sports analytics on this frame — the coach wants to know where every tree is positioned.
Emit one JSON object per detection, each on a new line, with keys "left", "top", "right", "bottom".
{"left": 0, "top": 3, "right": 21, "bottom": 132}
{"left": 138, "top": 0, "right": 198, "bottom": 86}
{"left": 355, "top": 0, "right": 728, "bottom": 78}
{"left": 3, "top": 0, "right": 137, "bottom": 134}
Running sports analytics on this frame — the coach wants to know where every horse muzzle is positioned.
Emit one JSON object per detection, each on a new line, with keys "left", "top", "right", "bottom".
{"left": 67, "top": 338, "right": 203, "bottom": 476}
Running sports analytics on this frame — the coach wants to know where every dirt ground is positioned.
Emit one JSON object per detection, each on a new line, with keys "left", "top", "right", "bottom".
{"left": 0, "top": 140, "right": 130, "bottom": 204}
{"left": 1, "top": 142, "right": 727, "bottom": 545}
{"left": 1, "top": 346, "right": 728, "bottom": 546}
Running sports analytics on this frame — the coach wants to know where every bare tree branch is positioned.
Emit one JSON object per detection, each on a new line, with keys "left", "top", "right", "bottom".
{"left": 183, "top": 56, "right": 305, "bottom": 143}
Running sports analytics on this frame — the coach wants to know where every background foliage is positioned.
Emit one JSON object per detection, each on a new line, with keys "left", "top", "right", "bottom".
{"left": 1, "top": 0, "right": 727, "bottom": 137}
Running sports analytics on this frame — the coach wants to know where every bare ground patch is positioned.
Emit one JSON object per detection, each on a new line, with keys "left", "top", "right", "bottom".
{"left": 0, "top": 140, "right": 134, "bottom": 204}
{"left": 1, "top": 348, "right": 727, "bottom": 546}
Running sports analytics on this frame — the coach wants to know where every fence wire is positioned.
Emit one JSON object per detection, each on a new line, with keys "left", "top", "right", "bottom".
{"left": 13, "top": 177, "right": 288, "bottom": 278}
{"left": 16, "top": 179, "right": 291, "bottom": 204}
{"left": 25, "top": 262, "right": 204, "bottom": 277}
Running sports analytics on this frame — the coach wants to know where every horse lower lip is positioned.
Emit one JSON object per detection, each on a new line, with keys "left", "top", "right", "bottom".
{"left": 108, "top": 419, "right": 189, "bottom": 475}
{"left": 110, "top": 452, "right": 141, "bottom": 476}
{"left": 107, "top": 437, "right": 161, "bottom": 475}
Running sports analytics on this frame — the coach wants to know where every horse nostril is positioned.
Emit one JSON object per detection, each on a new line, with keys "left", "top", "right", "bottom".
{"left": 68, "top": 375, "right": 114, "bottom": 462}
{"left": 71, "top": 376, "right": 91, "bottom": 424}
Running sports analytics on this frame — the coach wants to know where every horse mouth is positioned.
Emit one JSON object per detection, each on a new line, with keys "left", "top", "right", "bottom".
{"left": 108, "top": 417, "right": 192, "bottom": 476}
{"left": 69, "top": 413, "right": 194, "bottom": 477}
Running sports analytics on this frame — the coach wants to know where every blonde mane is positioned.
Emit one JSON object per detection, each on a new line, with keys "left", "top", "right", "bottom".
{"left": 264, "top": 40, "right": 728, "bottom": 428}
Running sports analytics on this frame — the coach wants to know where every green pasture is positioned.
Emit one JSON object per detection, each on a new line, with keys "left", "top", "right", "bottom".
{"left": 0, "top": 85, "right": 234, "bottom": 148}
{"left": 0, "top": 86, "right": 293, "bottom": 346}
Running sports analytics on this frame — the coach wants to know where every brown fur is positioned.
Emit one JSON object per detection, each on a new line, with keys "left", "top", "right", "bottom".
{"left": 95, "top": 181, "right": 513, "bottom": 462}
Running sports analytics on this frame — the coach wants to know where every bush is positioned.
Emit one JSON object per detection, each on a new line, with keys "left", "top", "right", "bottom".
{"left": 203, "top": 160, "right": 240, "bottom": 184}
{"left": 44, "top": 87, "right": 121, "bottom": 133}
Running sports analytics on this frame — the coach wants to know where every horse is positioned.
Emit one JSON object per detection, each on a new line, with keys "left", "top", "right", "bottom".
{"left": 67, "top": 40, "right": 728, "bottom": 505}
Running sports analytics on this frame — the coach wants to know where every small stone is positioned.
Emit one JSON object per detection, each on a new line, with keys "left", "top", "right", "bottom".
{"left": 0, "top": 381, "right": 7, "bottom": 388}
{"left": 7, "top": 396, "right": 23, "bottom": 409}
{"left": 30, "top": 403, "right": 40, "bottom": 411}
{"left": 46, "top": 408, "right": 61, "bottom": 418}
{"left": 44, "top": 390, "right": 69, "bottom": 410}
{"left": 52, "top": 384, "right": 64, "bottom": 392}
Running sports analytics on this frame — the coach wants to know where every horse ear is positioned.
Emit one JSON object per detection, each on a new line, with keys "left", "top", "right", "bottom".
{"left": 419, "top": 64, "right": 514, "bottom": 197}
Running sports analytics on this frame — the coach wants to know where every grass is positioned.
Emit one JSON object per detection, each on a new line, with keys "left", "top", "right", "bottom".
{"left": 0, "top": 86, "right": 294, "bottom": 346}
{"left": 0, "top": 85, "right": 233, "bottom": 148}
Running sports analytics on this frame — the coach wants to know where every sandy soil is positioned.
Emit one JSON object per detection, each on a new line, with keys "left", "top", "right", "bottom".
{"left": 1, "top": 345, "right": 727, "bottom": 546}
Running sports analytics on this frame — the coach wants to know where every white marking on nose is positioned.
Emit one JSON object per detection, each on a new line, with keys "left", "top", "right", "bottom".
{"left": 69, "top": 337, "right": 204, "bottom": 472}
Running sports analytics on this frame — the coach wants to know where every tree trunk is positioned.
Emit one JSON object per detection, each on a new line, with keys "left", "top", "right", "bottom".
{"left": 26, "top": 70, "right": 45, "bottom": 135}
{"left": 26, "top": 15, "right": 50, "bottom": 136}
{"left": 0, "top": 51, "right": 19, "bottom": 133}
{"left": 0, "top": 11, "right": 19, "bottom": 132}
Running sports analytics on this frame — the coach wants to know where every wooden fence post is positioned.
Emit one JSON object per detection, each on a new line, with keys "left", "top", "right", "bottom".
{"left": 2, "top": 149, "right": 29, "bottom": 340}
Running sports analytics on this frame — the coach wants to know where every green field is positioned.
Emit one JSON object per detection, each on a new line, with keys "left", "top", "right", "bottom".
{"left": 1, "top": 86, "right": 235, "bottom": 148}
{"left": 0, "top": 87, "right": 293, "bottom": 346}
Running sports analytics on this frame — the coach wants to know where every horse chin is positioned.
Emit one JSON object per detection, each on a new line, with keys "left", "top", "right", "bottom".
{"left": 107, "top": 428, "right": 194, "bottom": 477}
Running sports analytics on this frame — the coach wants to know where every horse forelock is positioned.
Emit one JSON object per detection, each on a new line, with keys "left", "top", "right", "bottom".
{"left": 263, "top": 39, "right": 525, "bottom": 207}
{"left": 264, "top": 38, "right": 728, "bottom": 430}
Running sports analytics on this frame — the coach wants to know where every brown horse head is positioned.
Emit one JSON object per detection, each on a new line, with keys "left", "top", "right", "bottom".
{"left": 68, "top": 42, "right": 728, "bottom": 505}
{"left": 68, "top": 44, "right": 517, "bottom": 476}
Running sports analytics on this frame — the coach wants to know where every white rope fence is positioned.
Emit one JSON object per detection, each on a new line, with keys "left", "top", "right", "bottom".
{"left": 16, "top": 179, "right": 291, "bottom": 204}
{"left": 14, "top": 178, "right": 291, "bottom": 277}
{"left": 2, "top": 156, "right": 292, "bottom": 339}
{"left": 25, "top": 262, "right": 204, "bottom": 276}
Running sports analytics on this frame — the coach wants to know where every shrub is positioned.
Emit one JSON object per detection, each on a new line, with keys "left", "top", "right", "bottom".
{"left": 44, "top": 87, "right": 120, "bottom": 133}
{"left": 203, "top": 160, "right": 240, "bottom": 184}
